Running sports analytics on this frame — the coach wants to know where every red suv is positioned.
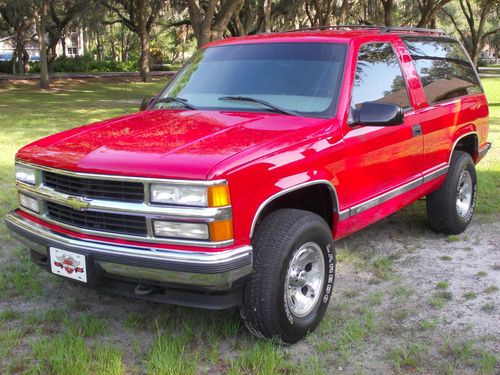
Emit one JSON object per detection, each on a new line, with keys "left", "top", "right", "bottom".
{"left": 6, "top": 26, "right": 490, "bottom": 343}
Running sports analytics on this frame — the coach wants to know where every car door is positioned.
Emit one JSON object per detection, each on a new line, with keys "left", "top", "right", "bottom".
{"left": 401, "top": 37, "right": 486, "bottom": 172}
{"left": 341, "top": 41, "right": 424, "bottom": 211}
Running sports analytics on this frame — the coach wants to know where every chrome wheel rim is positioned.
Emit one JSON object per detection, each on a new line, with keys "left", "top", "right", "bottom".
{"left": 456, "top": 169, "right": 473, "bottom": 218}
{"left": 285, "top": 242, "right": 325, "bottom": 318}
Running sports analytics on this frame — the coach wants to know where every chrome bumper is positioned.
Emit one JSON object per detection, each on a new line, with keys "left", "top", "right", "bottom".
{"left": 5, "top": 210, "right": 252, "bottom": 291}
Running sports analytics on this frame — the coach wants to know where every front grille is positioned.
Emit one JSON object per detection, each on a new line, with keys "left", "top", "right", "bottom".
{"left": 46, "top": 201, "right": 147, "bottom": 236}
{"left": 43, "top": 171, "right": 144, "bottom": 202}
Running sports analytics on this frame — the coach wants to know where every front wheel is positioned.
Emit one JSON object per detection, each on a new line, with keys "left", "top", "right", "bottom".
{"left": 427, "top": 151, "right": 477, "bottom": 234}
{"left": 240, "top": 209, "right": 335, "bottom": 344}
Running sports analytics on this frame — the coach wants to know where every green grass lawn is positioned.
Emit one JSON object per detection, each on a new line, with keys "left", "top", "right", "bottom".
{"left": 0, "top": 77, "right": 498, "bottom": 374}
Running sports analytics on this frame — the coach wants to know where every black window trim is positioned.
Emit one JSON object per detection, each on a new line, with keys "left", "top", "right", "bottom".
{"left": 350, "top": 40, "right": 414, "bottom": 115}
{"left": 401, "top": 35, "right": 484, "bottom": 107}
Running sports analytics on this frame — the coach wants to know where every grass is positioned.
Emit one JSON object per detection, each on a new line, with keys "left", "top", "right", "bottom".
{"left": 387, "top": 341, "right": 428, "bottom": 373}
{"left": 31, "top": 332, "right": 124, "bottom": 374}
{"left": 436, "top": 281, "right": 449, "bottom": 290}
{"left": 0, "top": 76, "right": 498, "bottom": 373}
{"left": 464, "top": 291, "right": 477, "bottom": 300}
{"left": 429, "top": 291, "right": 453, "bottom": 309}
{"left": 483, "top": 285, "right": 498, "bottom": 294}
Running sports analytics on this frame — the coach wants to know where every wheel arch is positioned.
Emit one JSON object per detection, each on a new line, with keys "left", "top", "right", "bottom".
{"left": 249, "top": 180, "right": 339, "bottom": 238}
{"left": 450, "top": 131, "right": 479, "bottom": 163}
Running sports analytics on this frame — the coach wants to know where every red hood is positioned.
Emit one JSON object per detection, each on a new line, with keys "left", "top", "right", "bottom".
{"left": 16, "top": 109, "right": 325, "bottom": 179}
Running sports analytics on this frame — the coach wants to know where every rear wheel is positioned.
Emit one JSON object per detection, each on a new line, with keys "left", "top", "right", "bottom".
{"left": 427, "top": 151, "right": 477, "bottom": 234}
{"left": 240, "top": 209, "right": 335, "bottom": 344}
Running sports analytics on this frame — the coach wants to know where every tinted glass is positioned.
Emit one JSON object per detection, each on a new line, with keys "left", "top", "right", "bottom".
{"left": 351, "top": 43, "right": 410, "bottom": 109}
{"left": 156, "top": 43, "right": 347, "bottom": 118}
{"left": 403, "top": 37, "right": 482, "bottom": 104}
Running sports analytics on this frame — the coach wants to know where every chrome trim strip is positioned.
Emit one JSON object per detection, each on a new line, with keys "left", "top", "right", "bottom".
{"left": 423, "top": 165, "right": 449, "bottom": 184}
{"left": 250, "top": 180, "right": 341, "bottom": 237}
{"left": 6, "top": 211, "right": 252, "bottom": 290}
{"left": 449, "top": 131, "right": 478, "bottom": 164}
{"left": 349, "top": 178, "right": 422, "bottom": 216}
{"left": 15, "top": 160, "right": 227, "bottom": 186}
{"left": 16, "top": 181, "right": 232, "bottom": 221}
{"left": 17, "top": 206, "right": 234, "bottom": 248}
{"left": 337, "top": 165, "right": 450, "bottom": 221}
{"left": 6, "top": 211, "right": 249, "bottom": 264}
{"left": 338, "top": 209, "right": 350, "bottom": 221}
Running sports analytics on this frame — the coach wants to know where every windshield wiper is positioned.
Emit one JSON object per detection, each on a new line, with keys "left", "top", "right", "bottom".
{"left": 154, "top": 97, "right": 198, "bottom": 110}
{"left": 218, "top": 96, "right": 298, "bottom": 116}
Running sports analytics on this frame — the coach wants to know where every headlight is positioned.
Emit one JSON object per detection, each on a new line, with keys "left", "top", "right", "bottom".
{"left": 150, "top": 184, "right": 207, "bottom": 206}
{"left": 153, "top": 220, "right": 209, "bottom": 240}
{"left": 150, "top": 184, "right": 230, "bottom": 207}
{"left": 19, "top": 193, "right": 39, "bottom": 213}
{"left": 15, "top": 164, "right": 36, "bottom": 185}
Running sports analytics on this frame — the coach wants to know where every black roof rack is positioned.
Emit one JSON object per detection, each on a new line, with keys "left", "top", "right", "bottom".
{"left": 381, "top": 26, "right": 446, "bottom": 36}
{"left": 288, "top": 25, "right": 382, "bottom": 33}
{"left": 287, "top": 25, "right": 447, "bottom": 36}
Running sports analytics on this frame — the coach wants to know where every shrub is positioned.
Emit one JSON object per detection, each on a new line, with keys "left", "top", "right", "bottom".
{"left": 29, "top": 55, "right": 139, "bottom": 74}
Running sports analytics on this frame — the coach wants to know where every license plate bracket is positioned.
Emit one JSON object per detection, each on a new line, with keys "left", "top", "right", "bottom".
{"left": 49, "top": 247, "right": 87, "bottom": 283}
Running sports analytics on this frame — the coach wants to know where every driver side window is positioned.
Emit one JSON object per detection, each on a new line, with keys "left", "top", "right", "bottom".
{"left": 351, "top": 43, "right": 411, "bottom": 110}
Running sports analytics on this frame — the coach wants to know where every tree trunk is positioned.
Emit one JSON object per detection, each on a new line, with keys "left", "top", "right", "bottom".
{"left": 15, "top": 39, "right": 24, "bottom": 74}
{"left": 262, "top": 0, "right": 271, "bottom": 32}
{"left": 62, "top": 37, "right": 66, "bottom": 57}
{"left": 47, "top": 38, "right": 59, "bottom": 73}
{"left": 137, "top": 1, "right": 151, "bottom": 82}
{"left": 381, "top": 0, "right": 393, "bottom": 26}
{"left": 36, "top": 0, "right": 50, "bottom": 89}
{"left": 23, "top": 49, "right": 30, "bottom": 73}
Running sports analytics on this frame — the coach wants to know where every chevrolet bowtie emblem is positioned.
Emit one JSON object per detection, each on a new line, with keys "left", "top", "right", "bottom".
{"left": 65, "top": 196, "right": 90, "bottom": 211}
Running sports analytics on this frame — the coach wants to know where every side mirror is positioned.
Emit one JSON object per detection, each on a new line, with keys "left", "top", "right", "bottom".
{"left": 350, "top": 102, "right": 404, "bottom": 126}
{"left": 140, "top": 96, "right": 156, "bottom": 111}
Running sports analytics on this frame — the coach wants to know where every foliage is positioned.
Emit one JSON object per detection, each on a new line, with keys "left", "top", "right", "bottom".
{"left": 29, "top": 54, "right": 138, "bottom": 73}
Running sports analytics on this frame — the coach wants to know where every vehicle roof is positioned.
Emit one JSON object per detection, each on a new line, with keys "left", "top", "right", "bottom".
{"left": 207, "top": 27, "right": 448, "bottom": 48}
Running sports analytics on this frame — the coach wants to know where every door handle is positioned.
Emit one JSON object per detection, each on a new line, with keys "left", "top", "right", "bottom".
{"left": 412, "top": 124, "right": 422, "bottom": 137}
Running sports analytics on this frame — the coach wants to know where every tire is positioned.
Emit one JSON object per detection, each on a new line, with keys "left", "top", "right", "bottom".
{"left": 240, "top": 209, "right": 335, "bottom": 344}
{"left": 427, "top": 151, "right": 477, "bottom": 235}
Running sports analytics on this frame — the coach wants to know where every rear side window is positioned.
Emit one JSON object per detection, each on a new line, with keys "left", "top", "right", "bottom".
{"left": 351, "top": 43, "right": 411, "bottom": 109}
{"left": 403, "top": 37, "right": 482, "bottom": 104}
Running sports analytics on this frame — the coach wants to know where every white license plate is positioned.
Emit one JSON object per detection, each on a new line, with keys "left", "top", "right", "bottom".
{"left": 50, "top": 247, "right": 87, "bottom": 283}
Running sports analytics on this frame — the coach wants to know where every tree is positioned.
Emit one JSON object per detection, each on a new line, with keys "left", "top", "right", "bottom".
{"left": 379, "top": 0, "right": 394, "bottom": 25}
{"left": 46, "top": 0, "right": 84, "bottom": 72}
{"left": 0, "top": 0, "right": 33, "bottom": 74}
{"left": 416, "top": 0, "right": 452, "bottom": 27}
{"left": 186, "top": 0, "right": 244, "bottom": 47}
{"left": 304, "top": 0, "right": 335, "bottom": 26}
{"left": 32, "top": 0, "right": 50, "bottom": 88}
{"left": 102, "top": 0, "right": 166, "bottom": 81}
{"left": 443, "top": 0, "right": 500, "bottom": 66}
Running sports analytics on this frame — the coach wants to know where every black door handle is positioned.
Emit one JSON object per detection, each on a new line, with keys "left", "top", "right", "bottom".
{"left": 412, "top": 124, "right": 422, "bottom": 137}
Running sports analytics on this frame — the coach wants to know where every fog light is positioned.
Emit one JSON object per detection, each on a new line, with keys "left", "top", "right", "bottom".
{"left": 19, "top": 193, "right": 39, "bottom": 213}
{"left": 153, "top": 221, "right": 209, "bottom": 240}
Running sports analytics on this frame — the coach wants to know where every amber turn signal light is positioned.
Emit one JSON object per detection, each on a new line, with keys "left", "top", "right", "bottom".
{"left": 209, "top": 220, "right": 233, "bottom": 242}
{"left": 208, "top": 185, "right": 231, "bottom": 207}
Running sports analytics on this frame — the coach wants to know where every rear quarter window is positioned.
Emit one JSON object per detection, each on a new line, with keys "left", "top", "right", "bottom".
{"left": 403, "top": 37, "right": 482, "bottom": 104}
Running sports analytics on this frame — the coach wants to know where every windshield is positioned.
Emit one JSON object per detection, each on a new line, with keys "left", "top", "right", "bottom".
{"left": 154, "top": 42, "right": 347, "bottom": 118}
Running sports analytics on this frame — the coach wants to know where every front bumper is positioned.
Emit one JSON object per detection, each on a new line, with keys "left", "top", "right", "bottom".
{"left": 5, "top": 210, "right": 252, "bottom": 309}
